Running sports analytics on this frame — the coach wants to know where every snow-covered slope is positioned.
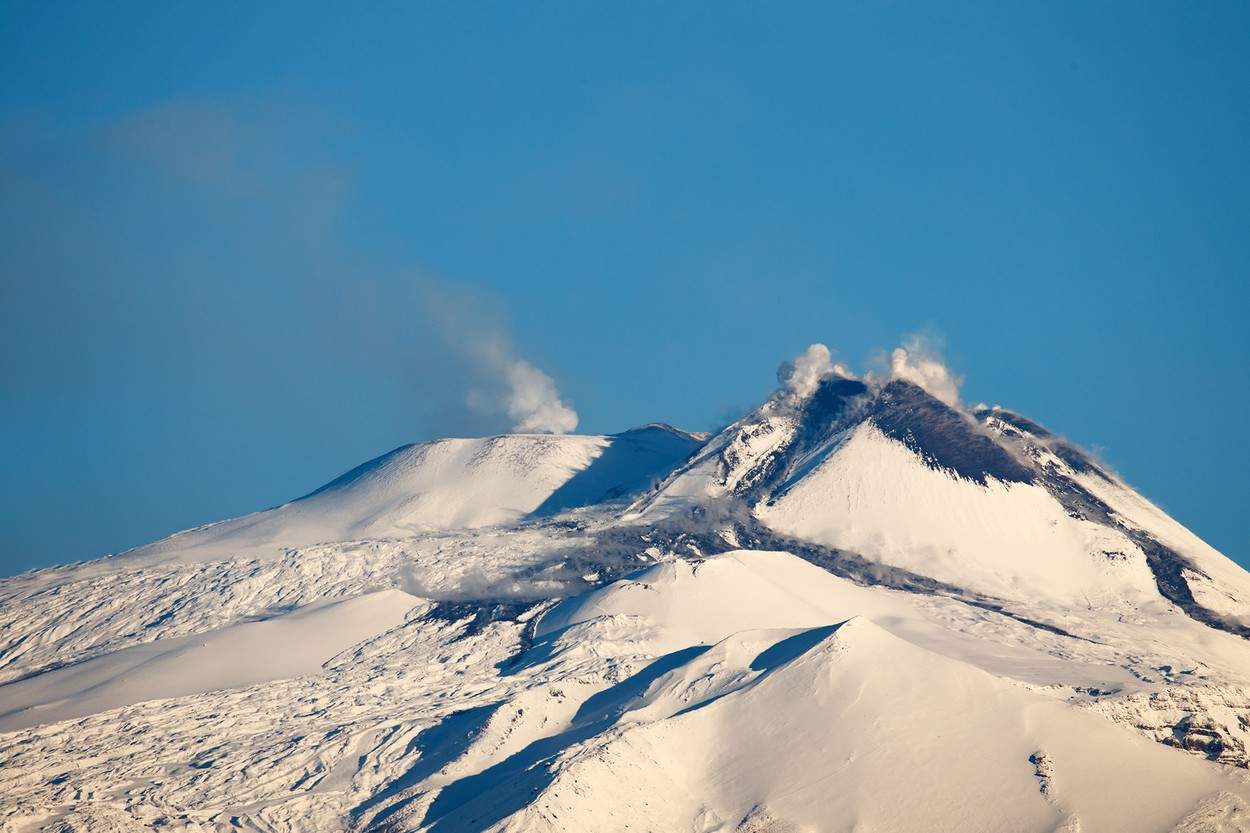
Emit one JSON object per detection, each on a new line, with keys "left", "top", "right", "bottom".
{"left": 533, "top": 551, "right": 1138, "bottom": 691}
{"left": 345, "top": 551, "right": 1250, "bottom": 833}
{"left": 756, "top": 420, "right": 1160, "bottom": 606}
{"left": 3, "top": 357, "right": 1250, "bottom": 833}
{"left": 1070, "top": 466, "right": 1250, "bottom": 629}
{"left": 493, "top": 618, "right": 1246, "bottom": 833}
{"left": 123, "top": 425, "right": 702, "bottom": 565}
{"left": 0, "top": 589, "right": 420, "bottom": 732}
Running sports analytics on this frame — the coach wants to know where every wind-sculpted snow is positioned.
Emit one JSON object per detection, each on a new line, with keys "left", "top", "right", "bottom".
{"left": 0, "top": 589, "right": 421, "bottom": 731}
{"left": 0, "top": 596, "right": 518, "bottom": 832}
{"left": 4, "top": 389, "right": 1250, "bottom": 831}
{"left": 0, "top": 542, "right": 414, "bottom": 685}
{"left": 0, "top": 523, "right": 653, "bottom": 689}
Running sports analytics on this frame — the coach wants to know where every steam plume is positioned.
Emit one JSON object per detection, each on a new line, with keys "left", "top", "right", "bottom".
{"left": 887, "top": 334, "right": 961, "bottom": 406}
{"left": 465, "top": 335, "right": 578, "bottom": 434}
{"left": 418, "top": 280, "right": 579, "bottom": 435}
{"left": 776, "top": 343, "right": 854, "bottom": 405}
{"left": 778, "top": 344, "right": 835, "bottom": 398}
{"left": 502, "top": 358, "right": 579, "bottom": 434}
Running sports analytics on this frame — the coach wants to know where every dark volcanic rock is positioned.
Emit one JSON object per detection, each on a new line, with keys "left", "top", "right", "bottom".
{"left": 871, "top": 381, "right": 1035, "bottom": 485}
{"left": 975, "top": 408, "right": 1053, "bottom": 439}
{"left": 726, "top": 375, "right": 870, "bottom": 501}
{"left": 1049, "top": 441, "right": 1110, "bottom": 479}
{"left": 974, "top": 407, "right": 1111, "bottom": 480}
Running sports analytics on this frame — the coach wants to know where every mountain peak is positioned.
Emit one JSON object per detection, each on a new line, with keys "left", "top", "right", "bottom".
{"left": 5, "top": 348, "right": 1250, "bottom": 831}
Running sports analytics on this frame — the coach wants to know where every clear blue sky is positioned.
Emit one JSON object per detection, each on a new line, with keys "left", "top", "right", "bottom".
{"left": 2, "top": 2, "right": 1248, "bottom": 575}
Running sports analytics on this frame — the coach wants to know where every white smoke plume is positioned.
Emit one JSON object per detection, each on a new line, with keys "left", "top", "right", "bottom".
{"left": 776, "top": 343, "right": 855, "bottom": 405}
{"left": 418, "top": 279, "right": 579, "bottom": 435}
{"left": 779, "top": 343, "right": 834, "bottom": 398}
{"left": 468, "top": 335, "right": 579, "bottom": 434}
{"left": 502, "top": 358, "right": 579, "bottom": 434}
{"left": 887, "top": 334, "right": 962, "bottom": 406}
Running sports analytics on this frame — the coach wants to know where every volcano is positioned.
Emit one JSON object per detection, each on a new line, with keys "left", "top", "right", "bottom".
{"left": 3, "top": 350, "right": 1250, "bottom": 832}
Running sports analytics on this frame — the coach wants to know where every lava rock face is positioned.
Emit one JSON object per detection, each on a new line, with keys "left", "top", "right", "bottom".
{"left": 870, "top": 381, "right": 1035, "bottom": 485}
{"left": 795, "top": 377, "right": 869, "bottom": 445}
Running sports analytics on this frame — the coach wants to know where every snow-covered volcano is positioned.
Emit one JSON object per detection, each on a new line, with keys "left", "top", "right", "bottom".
{"left": 640, "top": 371, "right": 1250, "bottom": 635}
{"left": 3, "top": 348, "right": 1250, "bottom": 833}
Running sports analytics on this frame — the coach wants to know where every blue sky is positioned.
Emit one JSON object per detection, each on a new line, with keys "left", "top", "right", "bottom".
{"left": 2, "top": 2, "right": 1248, "bottom": 575}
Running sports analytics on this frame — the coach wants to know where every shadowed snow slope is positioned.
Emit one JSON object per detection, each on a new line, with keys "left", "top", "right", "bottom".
{"left": 121, "top": 426, "right": 702, "bottom": 565}
{"left": 402, "top": 600, "right": 1250, "bottom": 825}
{"left": 495, "top": 619, "right": 1250, "bottom": 833}
{"left": 0, "top": 589, "right": 420, "bottom": 732}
